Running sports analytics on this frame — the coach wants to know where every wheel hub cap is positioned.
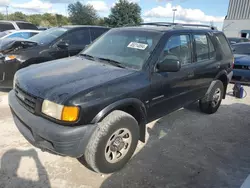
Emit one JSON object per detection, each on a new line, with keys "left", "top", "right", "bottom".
{"left": 105, "top": 128, "right": 132, "bottom": 164}
{"left": 110, "top": 137, "right": 125, "bottom": 152}
{"left": 212, "top": 88, "right": 221, "bottom": 107}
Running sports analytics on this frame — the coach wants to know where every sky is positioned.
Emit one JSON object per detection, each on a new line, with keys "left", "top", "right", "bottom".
{"left": 0, "top": 0, "right": 230, "bottom": 29}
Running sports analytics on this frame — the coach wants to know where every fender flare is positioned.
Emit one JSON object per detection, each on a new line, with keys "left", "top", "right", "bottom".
{"left": 91, "top": 98, "right": 147, "bottom": 142}
{"left": 215, "top": 70, "right": 228, "bottom": 82}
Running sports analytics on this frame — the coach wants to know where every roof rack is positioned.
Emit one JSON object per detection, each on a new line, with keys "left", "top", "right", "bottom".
{"left": 140, "top": 22, "right": 217, "bottom": 30}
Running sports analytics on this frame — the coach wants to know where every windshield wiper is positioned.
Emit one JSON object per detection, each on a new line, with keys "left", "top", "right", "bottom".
{"left": 97, "top": 57, "right": 126, "bottom": 68}
{"left": 80, "top": 53, "right": 95, "bottom": 60}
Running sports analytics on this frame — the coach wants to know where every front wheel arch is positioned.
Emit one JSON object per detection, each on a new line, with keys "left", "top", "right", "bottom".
{"left": 91, "top": 98, "right": 147, "bottom": 142}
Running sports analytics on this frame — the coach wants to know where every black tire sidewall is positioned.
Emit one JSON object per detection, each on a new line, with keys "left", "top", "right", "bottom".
{"left": 200, "top": 80, "right": 224, "bottom": 114}
{"left": 86, "top": 111, "right": 139, "bottom": 173}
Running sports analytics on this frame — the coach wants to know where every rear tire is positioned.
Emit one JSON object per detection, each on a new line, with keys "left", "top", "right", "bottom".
{"left": 84, "top": 110, "right": 139, "bottom": 173}
{"left": 199, "top": 80, "right": 224, "bottom": 114}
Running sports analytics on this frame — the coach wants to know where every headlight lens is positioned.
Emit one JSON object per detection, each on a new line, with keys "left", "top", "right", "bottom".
{"left": 5, "top": 55, "right": 16, "bottom": 61}
{"left": 42, "top": 100, "right": 79, "bottom": 122}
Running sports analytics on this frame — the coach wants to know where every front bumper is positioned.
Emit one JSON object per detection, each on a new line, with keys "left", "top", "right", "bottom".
{"left": 9, "top": 90, "right": 97, "bottom": 158}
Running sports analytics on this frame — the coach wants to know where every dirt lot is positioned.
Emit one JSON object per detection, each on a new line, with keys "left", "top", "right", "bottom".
{"left": 1, "top": 84, "right": 250, "bottom": 188}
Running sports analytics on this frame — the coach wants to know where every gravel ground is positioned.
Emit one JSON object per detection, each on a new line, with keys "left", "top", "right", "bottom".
{"left": 0, "top": 84, "right": 250, "bottom": 188}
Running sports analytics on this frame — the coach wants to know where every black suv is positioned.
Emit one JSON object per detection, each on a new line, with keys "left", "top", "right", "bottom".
{"left": 9, "top": 23, "right": 234, "bottom": 173}
{"left": 0, "top": 26, "right": 109, "bottom": 88}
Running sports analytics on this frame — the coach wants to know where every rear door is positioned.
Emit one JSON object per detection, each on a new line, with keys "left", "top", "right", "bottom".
{"left": 148, "top": 33, "right": 198, "bottom": 120}
{"left": 192, "top": 33, "right": 219, "bottom": 98}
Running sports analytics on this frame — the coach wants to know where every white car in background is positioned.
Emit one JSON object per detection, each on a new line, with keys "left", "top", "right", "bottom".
{"left": 0, "top": 30, "right": 40, "bottom": 40}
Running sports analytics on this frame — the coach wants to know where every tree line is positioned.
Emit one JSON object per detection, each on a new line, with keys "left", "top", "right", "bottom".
{"left": 0, "top": 0, "right": 142, "bottom": 28}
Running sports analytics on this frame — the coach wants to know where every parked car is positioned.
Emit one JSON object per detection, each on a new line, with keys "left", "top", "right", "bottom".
{"left": 9, "top": 23, "right": 233, "bottom": 173}
{"left": 227, "top": 37, "right": 250, "bottom": 45}
{"left": 0, "top": 30, "right": 40, "bottom": 39}
{"left": 0, "top": 21, "right": 38, "bottom": 31}
{"left": 231, "top": 42, "right": 250, "bottom": 80}
{"left": 0, "top": 25, "right": 109, "bottom": 88}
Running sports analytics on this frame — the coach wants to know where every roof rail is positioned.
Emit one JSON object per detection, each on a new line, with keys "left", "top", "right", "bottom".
{"left": 140, "top": 22, "right": 217, "bottom": 30}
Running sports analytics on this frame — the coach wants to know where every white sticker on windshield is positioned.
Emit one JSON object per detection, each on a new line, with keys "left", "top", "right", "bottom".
{"left": 127, "top": 42, "right": 148, "bottom": 50}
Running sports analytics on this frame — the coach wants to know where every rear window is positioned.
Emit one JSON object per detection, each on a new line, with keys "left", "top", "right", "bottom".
{"left": 0, "top": 23, "right": 15, "bottom": 31}
{"left": 16, "top": 22, "right": 38, "bottom": 30}
{"left": 232, "top": 43, "right": 250, "bottom": 55}
{"left": 215, "top": 33, "right": 232, "bottom": 55}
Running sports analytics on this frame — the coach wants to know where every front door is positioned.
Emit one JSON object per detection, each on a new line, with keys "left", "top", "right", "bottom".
{"left": 148, "top": 33, "right": 198, "bottom": 120}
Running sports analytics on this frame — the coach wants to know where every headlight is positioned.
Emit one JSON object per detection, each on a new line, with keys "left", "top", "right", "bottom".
{"left": 5, "top": 55, "right": 16, "bottom": 61}
{"left": 42, "top": 100, "right": 79, "bottom": 122}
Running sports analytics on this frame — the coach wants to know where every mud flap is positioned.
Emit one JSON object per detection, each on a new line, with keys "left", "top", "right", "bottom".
{"left": 0, "top": 60, "right": 5, "bottom": 82}
{"left": 201, "top": 80, "right": 217, "bottom": 102}
{"left": 0, "top": 72, "right": 5, "bottom": 82}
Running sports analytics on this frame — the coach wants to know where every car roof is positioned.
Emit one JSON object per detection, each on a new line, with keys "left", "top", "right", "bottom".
{"left": 7, "top": 29, "right": 41, "bottom": 33}
{"left": 0, "top": 20, "right": 32, "bottom": 24}
{"left": 61, "top": 25, "right": 109, "bottom": 29}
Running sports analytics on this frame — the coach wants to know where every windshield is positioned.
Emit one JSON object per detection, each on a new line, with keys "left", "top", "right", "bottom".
{"left": 29, "top": 27, "right": 68, "bottom": 46}
{"left": 232, "top": 43, "right": 250, "bottom": 55}
{"left": 82, "top": 29, "right": 163, "bottom": 69}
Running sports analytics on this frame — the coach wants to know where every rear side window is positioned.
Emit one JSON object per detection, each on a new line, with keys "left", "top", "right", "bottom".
{"left": 0, "top": 23, "right": 15, "bottom": 31}
{"left": 208, "top": 36, "right": 216, "bottom": 58}
{"left": 16, "top": 22, "right": 38, "bottom": 30}
{"left": 194, "top": 34, "right": 209, "bottom": 61}
{"left": 215, "top": 33, "right": 232, "bottom": 55}
{"left": 232, "top": 44, "right": 250, "bottom": 55}
{"left": 90, "top": 28, "right": 108, "bottom": 41}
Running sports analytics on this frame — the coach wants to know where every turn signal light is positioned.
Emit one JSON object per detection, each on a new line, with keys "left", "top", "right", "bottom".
{"left": 61, "top": 106, "right": 80, "bottom": 122}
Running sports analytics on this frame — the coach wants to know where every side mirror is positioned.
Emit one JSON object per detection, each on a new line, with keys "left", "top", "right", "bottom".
{"left": 157, "top": 55, "right": 181, "bottom": 72}
{"left": 57, "top": 41, "right": 69, "bottom": 49}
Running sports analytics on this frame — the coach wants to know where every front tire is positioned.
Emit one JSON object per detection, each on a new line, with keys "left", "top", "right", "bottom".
{"left": 84, "top": 110, "right": 139, "bottom": 173}
{"left": 199, "top": 80, "right": 224, "bottom": 114}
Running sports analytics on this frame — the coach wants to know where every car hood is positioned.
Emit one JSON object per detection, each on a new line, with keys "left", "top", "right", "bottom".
{"left": 234, "top": 54, "right": 250, "bottom": 65}
{"left": 15, "top": 56, "right": 136, "bottom": 104}
{"left": 0, "top": 38, "right": 37, "bottom": 53}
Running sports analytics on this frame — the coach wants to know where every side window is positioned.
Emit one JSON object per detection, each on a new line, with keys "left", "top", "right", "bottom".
{"left": 194, "top": 34, "right": 209, "bottom": 61}
{"left": 0, "top": 23, "right": 15, "bottom": 31}
{"left": 62, "top": 29, "right": 91, "bottom": 46}
{"left": 215, "top": 33, "right": 232, "bottom": 55}
{"left": 207, "top": 36, "right": 216, "bottom": 58}
{"left": 160, "top": 34, "right": 192, "bottom": 65}
{"left": 90, "top": 28, "right": 108, "bottom": 41}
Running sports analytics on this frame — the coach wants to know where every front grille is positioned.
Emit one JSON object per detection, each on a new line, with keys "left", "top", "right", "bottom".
{"left": 15, "top": 85, "right": 37, "bottom": 113}
{"left": 234, "top": 65, "right": 250, "bottom": 70}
